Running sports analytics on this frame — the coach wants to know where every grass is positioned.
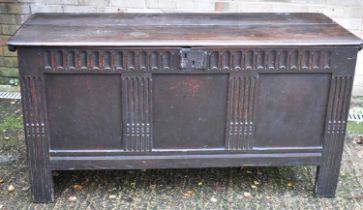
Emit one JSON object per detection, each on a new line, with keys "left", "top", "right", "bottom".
{"left": 0, "top": 100, "right": 23, "bottom": 147}
{"left": 346, "top": 121, "right": 363, "bottom": 135}
{"left": 0, "top": 115, "right": 23, "bottom": 132}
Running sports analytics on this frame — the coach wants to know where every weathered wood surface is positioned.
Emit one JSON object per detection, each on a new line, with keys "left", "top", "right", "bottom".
{"left": 7, "top": 13, "right": 363, "bottom": 202}
{"left": 7, "top": 13, "right": 363, "bottom": 48}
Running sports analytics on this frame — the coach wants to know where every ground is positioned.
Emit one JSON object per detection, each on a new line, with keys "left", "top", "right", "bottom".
{"left": 0, "top": 99, "right": 363, "bottom": 209}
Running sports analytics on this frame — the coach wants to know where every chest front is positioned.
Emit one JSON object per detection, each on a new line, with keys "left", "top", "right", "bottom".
{"left": 8, "top": 13, "right": 362, "bottom": 202}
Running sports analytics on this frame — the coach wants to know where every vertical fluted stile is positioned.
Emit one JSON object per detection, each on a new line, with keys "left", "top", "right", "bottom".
{"left": 20, "top": 75, "right": 53, "bottom": 201}
{"left": 226, "top": 73, "right": 257, "bottom": 150}
{"left": 234, "top": 76, "right": 240, "bottom": 149}
{"left": 326, "top": 76, "right": 351, "bottom": 169}
{"left": 249, "top": 76, "right": 257, "bottom": 149}
{"left": 316, "top": 75, "right": 353, "bottom": 195}
{"left": 122, "top": 74, "right": 152, "bottom": 152}
{"left": 244, "top": 76, "right": 250, "bottom": 149}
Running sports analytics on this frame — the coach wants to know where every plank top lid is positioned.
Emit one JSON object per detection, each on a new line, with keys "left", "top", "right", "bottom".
{"left": 7, "top": 13, "right": 363, "bottom": 49}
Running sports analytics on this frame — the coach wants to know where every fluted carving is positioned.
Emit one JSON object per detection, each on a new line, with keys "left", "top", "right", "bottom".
{"left": 226, "top": 74, "right": 257, "bottom": 150}
{"left": 122, "top": 74, "right": 152, "bottom": 152}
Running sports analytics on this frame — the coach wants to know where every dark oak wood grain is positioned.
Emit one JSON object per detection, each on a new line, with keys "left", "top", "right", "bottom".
{"left": 7, "top": 13, "right": 362, "bottom": 203}
{"left": 7, "top": 13, "right": 363, "bottom": 49}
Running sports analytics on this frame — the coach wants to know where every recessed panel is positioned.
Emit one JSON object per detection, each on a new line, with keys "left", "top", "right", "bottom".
{"left": 46, "top": 75, "right": 122, "bottom": 150}
{"left": 153, "top": 74, "right": 228, "bottom": 149}
{"left": 255, "top": 74, "right": 330, "bottom": 148}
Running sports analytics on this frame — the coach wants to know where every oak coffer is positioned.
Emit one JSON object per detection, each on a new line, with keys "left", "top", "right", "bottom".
{"left": 7, "top": 13, "right": 363, "bottom": 202}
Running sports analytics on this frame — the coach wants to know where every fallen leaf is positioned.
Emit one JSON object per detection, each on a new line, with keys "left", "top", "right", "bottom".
{"left": 68, "top": 196, "right": 77, "bottom": 202}
{"left": 183, "top": 190, "right": 193, "bottom": 198}
{"left": 340, "top": 172, "right": 349, "bottom": 178}
{"left": 243, "top": 192, "right": 252, "bottom": 198}
{"left": 250, "top": 184, "right": 257, "bottom": 189}
{"left": 125, "top": 197, "right": 134, "bottom": 202}
{"left": 198, "top": 182, "right": 203, "bottom": 186}
{"left": 7, "top": 184, "right": 15, "bottom": 192}
{"left": 72, "top": 184, "right": 82, "bottom": 191}
{"left": 287, "top": 181, "right": 294, "bottom": 187}
{"left": 246, "top": 170, "right": 252, "bottom": 174}
{"left": 353, "top": 136, "right": 363, "bottom": 144}
{"left": 0, "top": 178, "right": 4, "bottom": 184}
{"left": 358, "top": 150, "right": 363, "bottom": 158}
{"left": 253, "top": 181, "right": 260, "bottom": 185}
{"left": 210, "top": 196, "right": 217, "bottom": 202}
{"left": 21, "top": 187, "right": 29, "bottom": 191}
{"left": 109, "top": 194, "right": 117, "bottom": 199}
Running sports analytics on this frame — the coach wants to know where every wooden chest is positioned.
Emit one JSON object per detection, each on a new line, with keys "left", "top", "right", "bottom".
{"left": 7, "top": 13, "right": 363, "bottom": 202}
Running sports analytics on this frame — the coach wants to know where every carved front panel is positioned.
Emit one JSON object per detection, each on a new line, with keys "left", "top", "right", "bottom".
{"left": 41, "top": 47, "right": 347, "bottom": 154}
{"left": 46, "top": 75, "right": 123, "bottom": 150}
{"left": 254, "top": 74, "right": 330, "bottom": 148}
{"left": 152, "top": 74, "right": 228, "bottom": 150}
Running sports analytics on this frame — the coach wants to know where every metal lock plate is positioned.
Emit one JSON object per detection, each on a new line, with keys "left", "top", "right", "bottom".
{"left": 180, "top": 48, "right": 207, "bottom": 70}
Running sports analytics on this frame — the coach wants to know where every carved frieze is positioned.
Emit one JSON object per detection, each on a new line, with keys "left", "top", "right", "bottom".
{"left": 42, "top": 48, "right": 335, "bottom": 72}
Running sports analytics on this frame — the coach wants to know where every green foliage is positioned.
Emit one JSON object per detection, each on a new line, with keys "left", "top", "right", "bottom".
{"left": 350, "top": 107, "right": 363, "bottom": 115}
{"left": 346, "top": 122, "right": 363, "bottom": 135}
{"left": 0, "top": 115, "right": 23, "bottom": 131}
{"left": 0, "top": 77, "right": 19, "bottom": 86}
{"left": 8, "top": 78, "right": 19, "bottom": 86}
